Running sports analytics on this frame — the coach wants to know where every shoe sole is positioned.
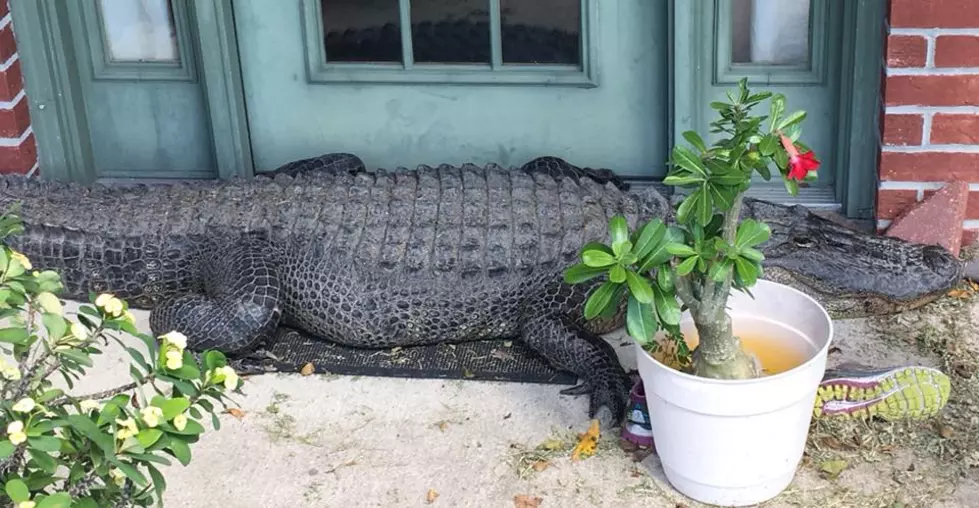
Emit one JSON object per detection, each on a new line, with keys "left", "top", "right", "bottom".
{"left": 813, "top": 366, "right": 951, "bottom": 421}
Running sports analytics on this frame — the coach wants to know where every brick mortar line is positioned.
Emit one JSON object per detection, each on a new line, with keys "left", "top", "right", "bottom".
{"left": 886, "top": 105, "right": 979, "bottom": 113}
{"left": 0, "top": 88, "right": 23, "bottom": 111}
{"left": 0, "top": 14, "right": 10, "bottom": 32}
{"left": 925, "top": 34, "right": 936, "bottom": 68}
{"left": 886, "top": 68, "right": 979, "bottom": 76}
{"left": 25, "top": 162, "right": 38, "bottom": 178}
{"left": 0, "top": 126, "right": 30, "bottom": 147}
{"left": 922, "top": 112, "right": 934, "bottom": 144}
{"left": 876, "top": 218, "right": 979, "bottom": 229}
{"left": 0, "top": 52, "right": 17, "bottom": 72}
{"left": 880, "top": 182, "right": 979, "bottom": 191}
{"left": 890, "top": 28, "right": 979, "bottom": 36}
{"left": 882, "top": 145, "right": 979, "bottom": 153}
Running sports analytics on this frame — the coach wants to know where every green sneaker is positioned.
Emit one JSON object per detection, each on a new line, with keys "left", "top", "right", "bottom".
{"left": 813, "top": 364, "right": 951, "bottom": 421}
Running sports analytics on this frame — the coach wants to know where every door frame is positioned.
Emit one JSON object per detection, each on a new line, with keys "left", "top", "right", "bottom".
{"left": 669, "top": 0, "right": 886, "bottom": 220}
{"left": 14, "top": 0, "right": 884, "bottom": 220}
{"left": 12, "top": 0, "right": 252, "bottom": 184}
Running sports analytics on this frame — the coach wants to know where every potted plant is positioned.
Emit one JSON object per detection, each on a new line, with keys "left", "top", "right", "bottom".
{"left": 564, "top": 79, "right": 831, "bottom": 506}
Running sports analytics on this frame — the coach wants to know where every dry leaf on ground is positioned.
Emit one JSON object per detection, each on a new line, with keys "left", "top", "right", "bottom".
{"left": 300, "top": 362, "right": 315, "bottom": 375}
{"left": 426, "top": 489, "right": 439, "bottom": 503}
{"left": 513, "top": 495, "right": 542, "bottom": 508}
{"left": 948, "top": 289, "right": 970, "bottom": 299}
{"left": 819, "top": 459, "right": 848, "bottom": 479}
{"left": 532, "top": 460, "right": 549, "bottom": 472}
{"left": 224, "top": 408, "right": 246, "bottom": 419}
{"left": 571, "top": 419, "right": 600, "bottom": 461}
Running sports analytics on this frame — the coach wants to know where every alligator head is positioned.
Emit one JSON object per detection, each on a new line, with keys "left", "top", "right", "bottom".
{"left": 742, "top": 198, "right": 964, "bottom": 319}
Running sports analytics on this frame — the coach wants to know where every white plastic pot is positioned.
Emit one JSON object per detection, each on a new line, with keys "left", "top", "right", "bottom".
{"left": 635, "top": 279, "right": 833, "bottom": 507}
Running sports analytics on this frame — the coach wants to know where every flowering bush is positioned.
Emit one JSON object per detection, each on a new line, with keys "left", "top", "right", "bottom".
{"left": 565, "top": 79, "right": 819, "bottom": 379}
{"left": 0, "top": 213, "right": 239, "bottom": 507}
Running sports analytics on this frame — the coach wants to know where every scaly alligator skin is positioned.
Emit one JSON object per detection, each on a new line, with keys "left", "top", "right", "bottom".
{"left": 0, "top": 153, "right": 962, "bottom": 425}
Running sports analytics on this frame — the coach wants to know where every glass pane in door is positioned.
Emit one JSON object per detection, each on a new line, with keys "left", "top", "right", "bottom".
{"left": 322, "top": 0, "right": 403, "bottom": 63}
{"left": 411, "top": 0, "right": 490, "bottom": 64}
{"left": 731, "top": 0, "right": 811, "bottom": 64}
{"left": 500, "top": 0, "right": 580, "bottom": 65}
{"left": 98, "top": 0, "right": 179, "bottom": 62}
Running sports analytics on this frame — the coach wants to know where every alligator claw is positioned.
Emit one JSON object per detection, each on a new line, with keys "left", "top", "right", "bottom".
{"left": 560, "top": 382, "right": 593, "bottom": 396}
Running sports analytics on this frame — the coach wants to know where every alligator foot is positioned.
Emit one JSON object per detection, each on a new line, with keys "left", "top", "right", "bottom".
{"left": 520, "top": 314, "right": 630, "bottom": 428}
{"left": 813, "top": 364, "right": 951, "bottom": 421}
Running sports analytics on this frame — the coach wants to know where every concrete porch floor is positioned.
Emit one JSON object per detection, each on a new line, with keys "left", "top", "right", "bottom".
{"left": 60, "top": 297, "right": 979, "bottom": 508}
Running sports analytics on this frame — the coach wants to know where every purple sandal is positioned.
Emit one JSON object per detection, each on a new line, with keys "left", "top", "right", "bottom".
{"left": 620, "top": 378, "right": 655, "bottom": 449}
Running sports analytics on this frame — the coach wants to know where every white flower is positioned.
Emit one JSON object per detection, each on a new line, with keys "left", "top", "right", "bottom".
{"left": 109, "top": 467, "right": 126, "bottom": 487}
{"left": 160, "top": 331, "right": 188, "bottom": 351}
{"left": 79, "top": 399, "right": 101, "bottom": 412}
{"left": 122, "top": 311, "right": 136, "bottom": 325}
{"left": 18, "top": 501, "right": 35, "bottom": 508}
{"left": 11, "top": 398, "right": 35, "bottom": 413}
{"left": 95, "top": 293, "right": 124, "bottom": 317}
{"left": 115, "top": 418, "right": 138, "bottom": 440}
{"left": 172, "top": 413, "right": 188, "bottom": 431}
{"left": 69, "top": 321, "right": 89, "bottom": 341}
{"left": 165, "top": 349, "right": 183, "bottom": 370}
{"left": 140, "top": 406, "right": 164, "bottom": 428}
{"left": 35, "top": 292, "right": 62, "bottom": 315}
{"left": 7, "top": 421, "right": 26, "bottom": 445}
{"left": 2, "top": 366, "right": 21, "bottom": 381}
{"left": 214, "top": 366, "right": 239, "bottom": 390}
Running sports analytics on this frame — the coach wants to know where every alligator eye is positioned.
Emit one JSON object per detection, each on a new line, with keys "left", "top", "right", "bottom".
{"left": 793, "top": 236, "right": 815, "bottom": 248}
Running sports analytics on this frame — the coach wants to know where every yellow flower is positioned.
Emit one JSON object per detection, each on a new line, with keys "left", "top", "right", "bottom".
{"left": 165, "top": 349, "right": 183, "bottom": 370}
{"left": 18, "top": 501, "right": 35, "bottom": 508}
{"left": 7, "top": 420, "right": 26, "bottom": 445}
{"left": 160, "top": 331, "right": 188, "bottom": 351}
{"left": 95, "top": 293, "right": 124, "bottom": 317}
{"left": 140, "top": 406, "right": 164, "bottom": 428}
{"left": 10, "top": 250, "right": 31, "bottom": 270}
{"left": 123, "top": 310, "right": 136, "bottom": 325}
{"left": 2, "top": 366, "right": 21, "bottom": 381}
{"left": 80, "top": 399, "right": 100, "bottom": 412}
{"left": 34, "top": 292, "right": 62, "bottom": 315}
{"left": 115, "top": 417, "right": 138, "bottom": 440}
{"left": 109, "top": 467, "right": 126, "bottom": 487}
{"left": 213, "top": 366, "right": 239, "bottom": 390}
{"left": 11, "top": 398, "right": 35, "bottom": 413}
{"left": 69, "top": 321, "right": 89, "bottom": 341}
{"left": 173, "top": 412, "right": 188, "bottom": 431}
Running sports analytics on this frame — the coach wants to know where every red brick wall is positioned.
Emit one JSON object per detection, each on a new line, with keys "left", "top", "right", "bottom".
{"left": 0, "top": 2, "right": 35, "bottom": 175}
{"left": 879, "top": 0, "right": 979, "bottom": 246}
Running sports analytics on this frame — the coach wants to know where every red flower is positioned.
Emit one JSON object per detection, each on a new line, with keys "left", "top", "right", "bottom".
{"left": 779, "top": 134, "right": 820, "bottom": 181}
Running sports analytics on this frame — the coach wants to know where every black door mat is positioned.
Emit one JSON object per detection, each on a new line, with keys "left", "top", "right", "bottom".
{"left": 236, "top": 328, "right": 579, "bottom": 386}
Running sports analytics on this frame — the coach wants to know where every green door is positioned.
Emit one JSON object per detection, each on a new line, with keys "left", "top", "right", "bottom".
{"left": 61, "top": 0, "right": 217, "bottom": 180}
{"left": 681, "top": 0, "right": 846, "bottom": 208}
{"left": 232, "top": 0, "right": 670, "bottom": 178}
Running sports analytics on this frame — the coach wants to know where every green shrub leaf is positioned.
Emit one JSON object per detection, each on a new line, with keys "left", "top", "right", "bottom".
{"left": 0, "top": 327, "right": 28, "bottom": 345}
{"left": 653, "top": 287, "right": 682, "bottom": 326}
{"left": 609, "top": 216, "right": 629, "bottom": 246}
{"left": 675, "top": 256, "right": 699, "bottom": 277}
{"left": 563, "top": 263, "right": 607, "bottom": 285}
{"left": 682, "top": 130, "right": 708, "bottom": 153}
{"left": 5, "top": 478, "right": 29, "bottom": 502}
{"left": 583, "top": 281, "right": 620, "bottom": 320}
{"left": 626, "top": 296, "right": 658, "bottom": 345}
{"left": 625, "top": 271, "right": 654, "bottom": 304}
{"left": 672, "top": 146, "right": 709, "bottom": 176}
{"left": 36, "top": 492, "right": 72, "bottom": 508}
{"left": 582, "top": 250, "right": 616, "bottom": 268}
{"left": 27, "top": 436, "right": 62, "bottom": 453}
{"left": 609, "top": 264, "right": 627, "bottom": 284}
{"left": 167, "top": 438, "right": 192, "bottom": 466}
{"left": 157, "top": 398, "right": 191, "bottom": 420}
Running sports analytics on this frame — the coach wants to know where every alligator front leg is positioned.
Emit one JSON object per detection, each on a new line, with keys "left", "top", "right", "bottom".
{"left": 520, "top": 314, "right": 631, "bottom": 427}
{"left": 148, "top": 237, "right": 282, "bottom": 358}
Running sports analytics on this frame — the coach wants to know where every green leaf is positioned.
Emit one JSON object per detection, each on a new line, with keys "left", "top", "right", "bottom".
{"left": 28, "top": 448, "right": 58, "bottom": 474}
{"left": 695, "top": 185, "right": 714, "bottom": 226}
{"left": 755, "top": 161, "right": 772, "bottom": 180}
{"left": 57, "top": 349, "right": 93, "bottom": 368}
{"left": 626, "top": 296, "right": 658, "bottom": 345}
{"left": 740, "top": 247, "right": 765, "bottom": 263}
{"left": 666, "top": 243, "right": 696, "bottom": 257}
{"left": 125, "top": 452, "right": 171, "bottom": 466}
{"left": 758, "top": 134, "right": 777, "bottom": 156}
{"left": 653, "top": 287, "right": 681, "bottom": 326}
{"left": 608, "top": 216, "right": 629, "bottom": 246}
{"left": 66, "top": 415, "right": 115, "bottom": 455}
{"left": 582, "top": 250, "right": 617, "bottom": 268}
{"left": 136, "top": 429, "right": 164, "bottom": 449}
{"left": 73, "top": 498, "right": 99, "bottom": 508}
{"left": 663, "top": 174, "right": 705, "bottom": 187}
{"left": 625, "top": 271, "right": 654, "bottom": 304}
{"left": 784, "top": 176, "right": 800, "bottom": 196}
{"left": 157, "top": 398, "right": 191, "bottom": 420}
{"left": 0, "top": 327, "right": 28, "bottom": 345}
{"left": 27, "top": 436, "right": 61, "bottom": 453}
{"left": 5, "top": 479, "right": 29, "bottom": 502}
{"left": 584, "top": 281, "right": 620, "bottom": 320}
{"left": 672, "top": 146, "right": 708, "bottom": 177}
{"left": 769, "top": 94, "right": 785, "bottom": 132}
{"left": 112, "top": 459, "right": 148, "bottom": 487}
{"left": 709, "top": 184, "right": 737, "bottom": 212}
{"left": 147, "top": 463, "right": 167, "bottom": 504}
{"left": 657, "top": 266, "right": 674, "bottom": 293}
{"left": 735, "top": 219, "right": 772, "bottom": 250}
{"left": 0, "top": 441, "right": 15, "bottom": 459}
{"left": 36, "top": 493, "right": 71, "bottom": 508}
{"left": 608, "top": 264, "right": 627, "bottom": 283}
{"left": 675, "top": 256, "right": 699, "bottom": 277}
{"left": 630, "top": 220, "right": 666, "bottom": 261}
{"left": 169, "top": 363, "right": 202, "bottom": 381}
{"left": 675, "top": 188, "right": 699, "bottom": 224}
{"left": 708, "top": 260, "right": 733, "bottom": 282}
{"left": 778, "top": 110, "right": 807, "bottom": 131}
{"left": 167, "top": 438, "right": 192, "bottom": 466}
{"left": 203, "top": 351, "right": 227, "bottom": 371}
{"left": 42, "top": 313, "right": 67, "bottom": 341}
{"left": 709, "top": 101, "right": 730, "bottom": 110}
{"left": 734, "top": 257, "right": 760, "bottom": 286}
{"left": 682, "top": 130, "right": 708, "bottom": 153}
{"left": 563, "top": 263, "right": 607, "bottom": 284}
{"left": 638, "top": 227, "right": 685, "bottom": 272}
{"left": 774, "top": 148, "right": 789, "bottom": 170}
{"left": 612, "top": 240, "right": 633, "bottom": 258}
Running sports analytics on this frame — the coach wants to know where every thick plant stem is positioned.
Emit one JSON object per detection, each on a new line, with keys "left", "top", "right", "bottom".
{"left": 687, "top": 192, "right": 759, "bottom": 379}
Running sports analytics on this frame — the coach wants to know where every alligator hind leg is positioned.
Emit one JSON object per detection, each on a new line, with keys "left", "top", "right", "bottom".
{"left": 148, "top": 237, "right": 282, "bottom": 358}
{"left": 267, "top": 153, "right": 366, "bottom": 178}
{"left": 520, "top": 314, "right": 631, "bottom": 427}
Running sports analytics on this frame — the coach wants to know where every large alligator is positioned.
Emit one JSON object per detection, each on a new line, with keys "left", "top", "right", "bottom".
{"left": 0, "top": 153, "right": 962, "bottom": 424}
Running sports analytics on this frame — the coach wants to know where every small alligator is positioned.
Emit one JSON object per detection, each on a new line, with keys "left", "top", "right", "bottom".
{"left": 0, "top": 153, "right": 962, "bottom": 425}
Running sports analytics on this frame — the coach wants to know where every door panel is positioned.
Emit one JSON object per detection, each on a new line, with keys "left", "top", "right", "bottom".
{"left": 699, "top": 0, "right": 843, "bottom": 206}
{"left": 64, "top": 0, "right": 217, "bottom": 179}
{"left": 233, "top": 0, "right": 669, "bottom": 177}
